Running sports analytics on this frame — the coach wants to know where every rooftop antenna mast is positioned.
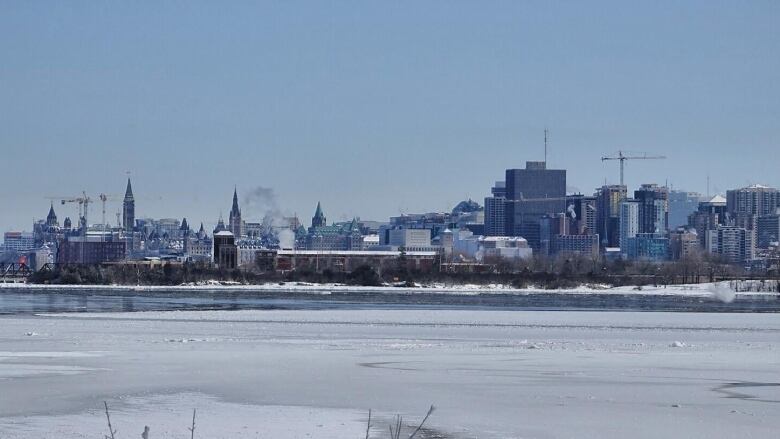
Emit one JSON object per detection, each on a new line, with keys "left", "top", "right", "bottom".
{"left": 544, "top": 128, "right": 548, "bottom": 165}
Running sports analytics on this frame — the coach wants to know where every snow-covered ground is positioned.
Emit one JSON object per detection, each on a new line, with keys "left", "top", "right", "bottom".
{"left": 1, "top": 309, "right": 778, "bottom": 438}
{"left": 3, "top": 280, "right": 778, "bottom": 298}
{"left": 0, "top": 393, "right": 369, "bottom": 439}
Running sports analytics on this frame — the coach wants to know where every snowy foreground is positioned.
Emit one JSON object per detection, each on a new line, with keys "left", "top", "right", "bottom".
{"left": 1, "top": 309, "right": 778, "bottom": 438}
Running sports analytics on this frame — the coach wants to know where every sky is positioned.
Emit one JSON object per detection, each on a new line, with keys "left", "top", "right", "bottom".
{"left": 1, "top": 1, "right": 778, "bottom": 234}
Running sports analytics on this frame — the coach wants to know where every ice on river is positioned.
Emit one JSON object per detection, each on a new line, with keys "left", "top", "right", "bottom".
{"left": 0, "top": 309, "right": 778, "bottom": 438}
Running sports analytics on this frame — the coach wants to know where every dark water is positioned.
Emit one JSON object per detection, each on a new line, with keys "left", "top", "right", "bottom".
{"left": 1, "top": 286, "right": 779, "bottom": 314}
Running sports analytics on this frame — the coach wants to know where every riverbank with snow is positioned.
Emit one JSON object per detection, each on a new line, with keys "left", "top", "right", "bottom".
{"left": 3, "top": 280, "right": 778, "bottom": 298}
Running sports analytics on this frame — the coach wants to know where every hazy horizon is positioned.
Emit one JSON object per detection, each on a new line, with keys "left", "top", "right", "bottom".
{"left": 2, "top": 1, "right": 778, "bottom": 234}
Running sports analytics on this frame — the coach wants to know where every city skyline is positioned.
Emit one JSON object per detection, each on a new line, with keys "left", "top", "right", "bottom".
{"left": 2, "top": 4, "right": 780, "bottom": 438}
{"left": 2, "top": 1, "right": 779, "bottom": 234}
{"left": 3, "top": 165, "right": 778, "bottom": 236}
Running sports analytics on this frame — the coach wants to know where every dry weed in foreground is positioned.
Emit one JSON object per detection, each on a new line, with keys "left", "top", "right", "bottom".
{"left": 102, "top": 401, "right": 435, "bottom": 438}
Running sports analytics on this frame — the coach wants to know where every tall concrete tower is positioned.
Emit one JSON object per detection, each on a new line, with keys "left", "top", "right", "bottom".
{"left": 122, "top": 178, "right": 135, "bottom": 232}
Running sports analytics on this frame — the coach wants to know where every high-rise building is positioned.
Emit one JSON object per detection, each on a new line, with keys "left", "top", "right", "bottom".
{"left": 122, "top": 178, "right": 135, "bottom": 232}
{"left": 624, "top": 233, "right": 670, "bottom": 261}
{"left": 565, "top": 194, "right": 598, "bottom": 235}
{"left": 727, "top": 185, "right": 780, "bottom": 217}
{"left": 707, "top": 226, "right": 754, "bottom": 264}
{"left": 484, "top": 181, "right": 506, "bottom": 236}
{"left": 634, "top": 184, "right": 669, "bottom": 235}
{"left": 596, "top": 185, "right": 627, "bottom": 248}
{"left": 725, "top": 185, "right": 778, "bottom": 253}
{"left": 505, "top": 161, "right": 566, "bottom": 201}
{"left": 757, "top": 213, "right": 780, "bottom": 249}
{"left": 619, "top": 200, "right": 639, "bottom": 252}
{"left": 688, "top": 195, "right": 728, "bottom": 248}
{"left": 668, "top": 190, "right": 702, "bottom": 229}
{"left": 539, "top": 213, "right": 570, "bottom": 256}
{"left": 229, "top": 187, "right": 243, "bottom": 239}
{"left": 504, "top": 161, "right": 566, "bottom": 250}
{"left": 669, "top": 228, "right": 700, "bottom": 260}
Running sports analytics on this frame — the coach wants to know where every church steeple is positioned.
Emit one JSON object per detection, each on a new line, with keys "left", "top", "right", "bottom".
{"left": 231, "top": 186, "right": 240, "bottom": 216}
{"left": 228, "top": 186, "right": 242, "bottom": 238}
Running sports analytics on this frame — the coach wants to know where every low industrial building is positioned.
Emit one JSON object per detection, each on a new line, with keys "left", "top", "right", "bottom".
{"left": 259, "top": 249, "right": 439, "bottom": 273}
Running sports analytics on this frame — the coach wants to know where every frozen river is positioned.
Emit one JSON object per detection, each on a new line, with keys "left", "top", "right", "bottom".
{"left": 2, "top": 283, "right": 780, "bottom": 314}
{"left": 0, "top": 287, "right": 779, "bottom": 438}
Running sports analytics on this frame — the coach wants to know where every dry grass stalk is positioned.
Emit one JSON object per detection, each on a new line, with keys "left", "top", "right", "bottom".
{"left": 365, "top": 409, "right": 372, "bottom": 439}
{"left": 188, "top": 409, "right": 197, "bottom": 439}
{"left": 103, "top": 401, "right": 117, "bottom": 439}
{"left": 407, "top": 405, "right": 435, "bottom": 439}
{"left": 369, "top": 405, "right": 435, "bottom": 439}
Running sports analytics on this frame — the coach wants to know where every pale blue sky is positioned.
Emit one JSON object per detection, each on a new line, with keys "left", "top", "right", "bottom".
{"left": 1, "top": 1, "right": 778, "bottom": 234}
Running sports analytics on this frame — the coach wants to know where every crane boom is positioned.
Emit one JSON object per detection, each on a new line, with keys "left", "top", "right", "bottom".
{"left": 56, "top": 192, "right": 92, "bottom": 235}
{"left": 601, "top": 150, "right": 666, "bottom": 186}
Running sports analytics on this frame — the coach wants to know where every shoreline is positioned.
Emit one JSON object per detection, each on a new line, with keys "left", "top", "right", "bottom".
{"left": 2, "top": 280, "right": 778, "bottom": 299}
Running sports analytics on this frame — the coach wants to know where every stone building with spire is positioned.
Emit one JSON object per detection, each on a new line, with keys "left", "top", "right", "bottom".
{"left": 312, "top": 202, "right": 326, "bottom": 228}
{"left": 33, "top": 202, "right": 63, "bottom": 247}
{"left": 46, "top": 203, "right": 59, "bottom": 228}
{"left": 213, "top": 214, "right": 227, "bottom": 234}
{"left": 183, "top": 221, "right": 212, "bottom": 262}
{"left": 229, "top": 187, "right": 243, "bottom": 239}
{"left": 305, "top": 202, "right": 363, "bottom": 250}
{"left": 123, "top": 178, "right": 135, "bottom": 232}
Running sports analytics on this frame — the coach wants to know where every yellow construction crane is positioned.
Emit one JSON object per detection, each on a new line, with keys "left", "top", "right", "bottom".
{"left": 601, "top": 151, "right": 666, "bottom": 186}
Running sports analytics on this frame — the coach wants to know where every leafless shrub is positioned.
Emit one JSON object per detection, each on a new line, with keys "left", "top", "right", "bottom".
{"left": 98, "top": 402, "right": 434, "bottom": 439}
{"left": 366, "top": 405, "right": 436, "bottom": 439}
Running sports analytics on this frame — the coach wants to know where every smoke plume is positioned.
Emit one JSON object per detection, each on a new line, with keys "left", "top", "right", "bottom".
{"left": 242, "top": 186, "right": 279, "bottom": 218}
